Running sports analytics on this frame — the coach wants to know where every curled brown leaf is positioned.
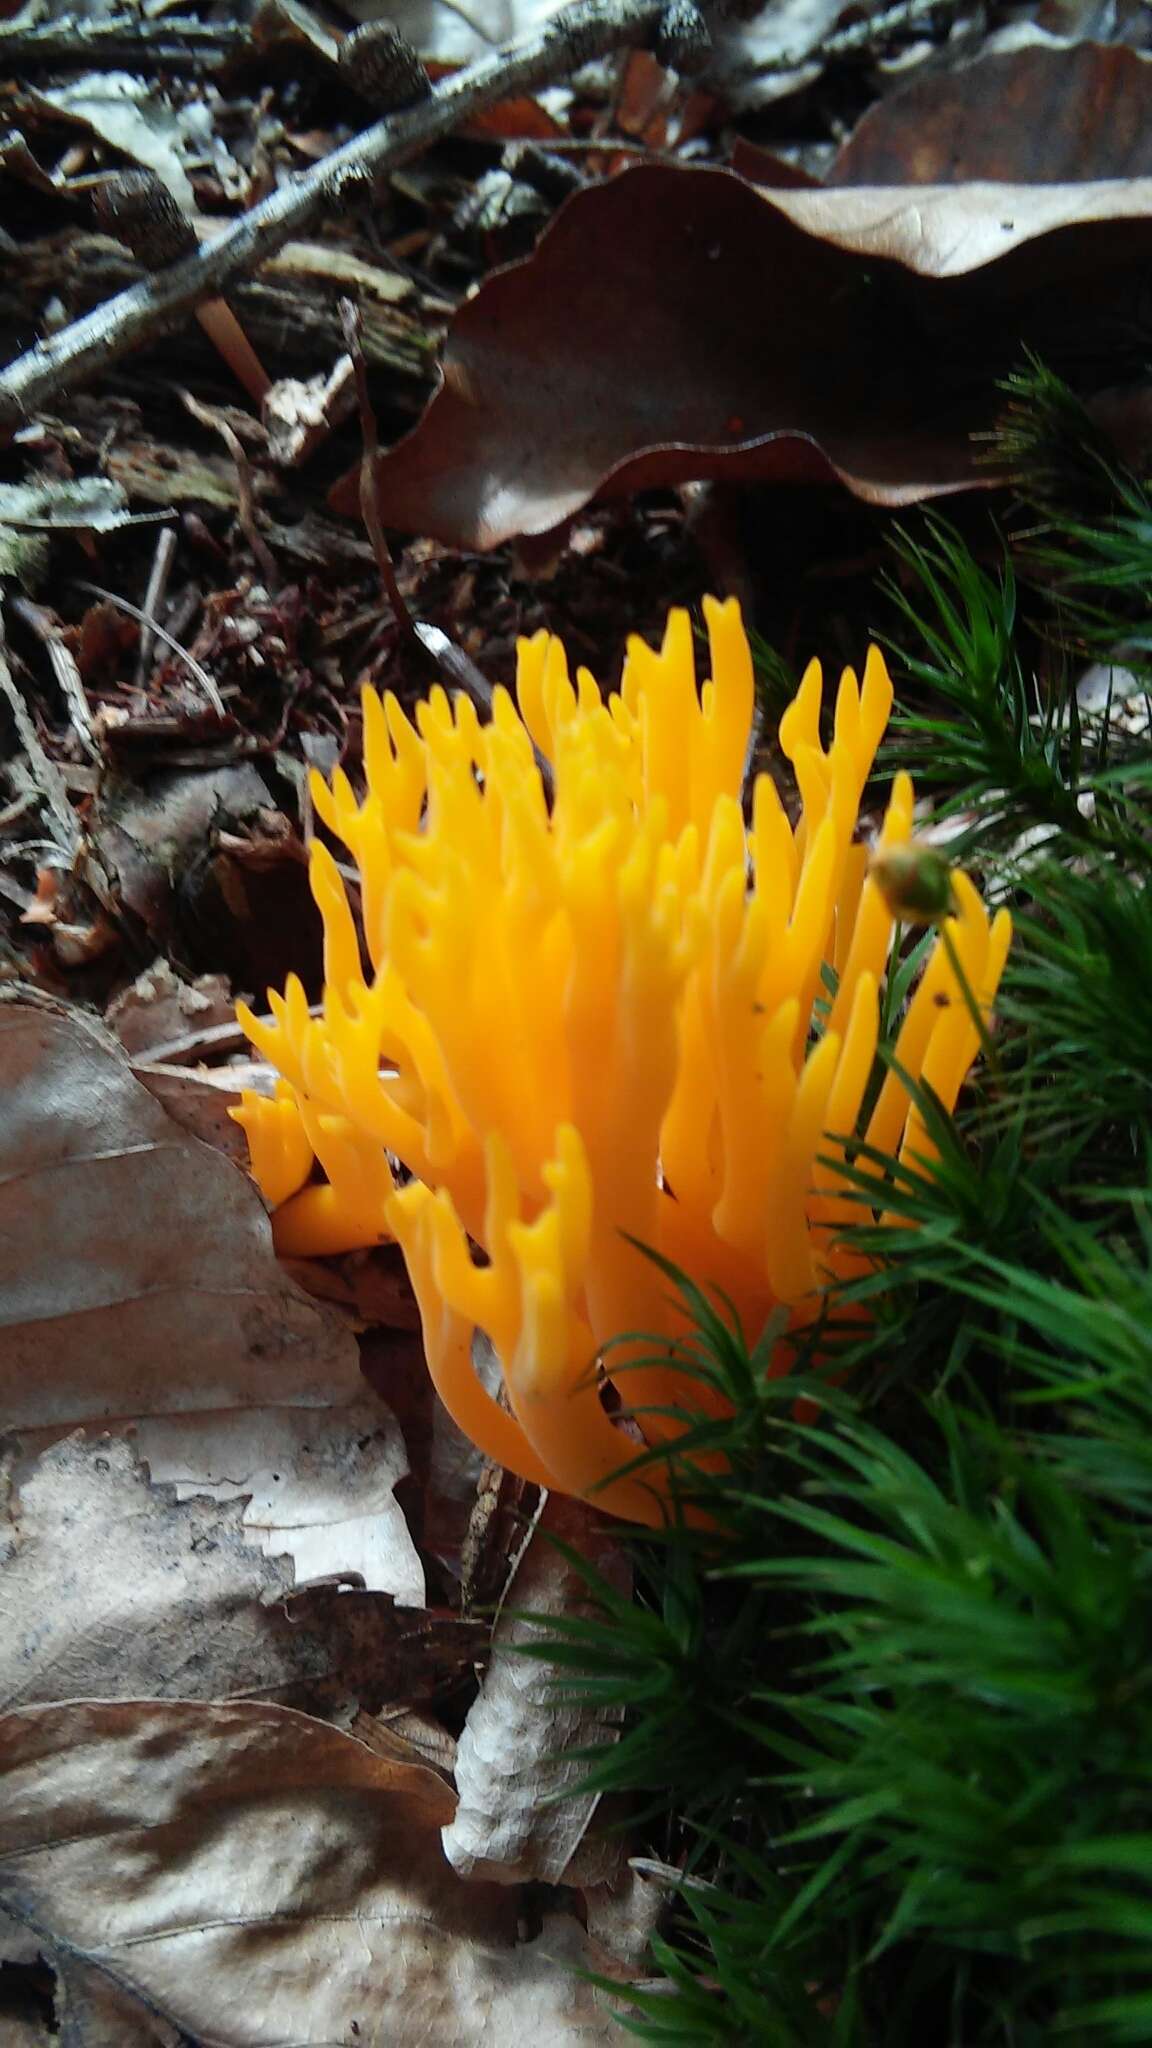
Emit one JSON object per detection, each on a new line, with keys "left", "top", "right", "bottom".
{"left": 332, "top": 162, "right": 1152, "bottom": 549}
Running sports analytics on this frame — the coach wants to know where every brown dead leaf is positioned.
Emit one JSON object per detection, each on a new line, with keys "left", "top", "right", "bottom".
{"left": 0, "top": 1002, "right": 433, "bottom": 1602}
{"left": 830, "top": 42, "right": 1152, "bottom": 186}
{"left": 332, "top": 163, "right": 1152, "bottom": 547}
{"left": 0, "top": 1699, "right": 621, "bottom": 2045}
{"left": 97, "top": 763, "right": 273, "bottom": 940}
{"left": 0, "top": 1432, "right": 444, "bottom": 1715}
{"left": 54, "top": 1960, "right": 184, "bottom": 2048}
{"left": 583, "top": 1860, "right": 666, "bottom": 1975}
{"left": 353, "top": 1702, "right": 459, "bottom": 1778}
{"left": 443, "top": 1496, "right": 630, "bottom": 1885}
{"left": 0, "top": 1000, "right": 359, "bottom": 1425}
{"left": 1, "top": 1434, "right": 295, "bottom": 1709}
{"left": 107, "top": 958, "right": 235, "bottom": 1057}
{"left": 132, "top": 1057, "right": 264, "bottom": 1172}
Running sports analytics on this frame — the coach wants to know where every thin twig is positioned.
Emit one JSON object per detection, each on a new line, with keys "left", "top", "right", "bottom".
{"left": 0, "top": 12, "right": 242, "bottom": 71}
{"left": 7, "top": 595, "right": 99, "bottom": 760}
{"left": 136, "top": 526, "right": 177, "bottom": 686}
{"left": 762, "top": 0, "right": 952, "bottom": 74}
{"left": 0, "top": 0, "right": 673, "bottom": 429}
{"left": 338, "top": 298, "right": 413, "bottom": 636}
{"left": 412, "top": 622, "right": 494, "bottom": 719}
{"left": 412, "top": 621, "right": 556, "bottom": 801}
{"left": 180, "top": 390, "right": 281, "bottom": 591}
{"left": 75, "top": 582, "right": 227, "bottom": 717}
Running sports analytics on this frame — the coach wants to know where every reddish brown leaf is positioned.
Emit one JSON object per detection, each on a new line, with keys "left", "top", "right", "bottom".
{"left": 0, "top": 998, "right": 359, "bottom": 1427}
{"left": 332, "top": 163, "right": 1152, "bottom": 549}
{"left": 831, "top": 41, "right": 1152, "bottom": 186}
{"left": 429, "top": 85, "right": 563, "bottom": 143}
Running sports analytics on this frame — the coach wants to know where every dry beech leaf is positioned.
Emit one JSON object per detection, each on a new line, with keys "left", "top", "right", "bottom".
{"left": 0, "top": 1433, "right": 436, "bottom": 1713}
{"left": 0, "top": 1000, "right": 360, "bottom": 1426}
{"left": 830, "top": 41, "right": 1152, "bottom": 186}
{"left": 0, "top": 1001, "right": 428, "bottom": 1602}
{"left": 134, "top": 1399, "right": 425, "bottom": 1599}
{"left": 131, "top": 1058, "right": 262, "bottom": 1172}
{"left": 333, "top": 162, "right": 1152, "bottom": 547}
{"left": 27, "top": 76, "right": 204, "bottom": 216}
{"left": 106, "top": 960, "right": 235, "bottom": 1058}
{"left": 0, "top": 1433, "right": 294, "bottom": 1710}
{"left": 0, "top": 476, "right": 166, "bottom": 536}
{"left": 53, "top": 1957, "right": 185, "bottom": 2048}
{"left": 334, "top": 0, "right": 560, "bottom": 59}
{"left": 583, "top": 1860, "right": 666, "bottom": 1975}
{"left": 443, "top": 1496, "right": 630, "bottom": 1885}
{"left": 0, "top": 1699, "right": 621, "bottom": 2046}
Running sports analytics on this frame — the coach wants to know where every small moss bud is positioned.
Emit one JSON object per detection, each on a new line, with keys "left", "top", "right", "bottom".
{"left": 869, "top": 841, "right": 957, "bottom": 924}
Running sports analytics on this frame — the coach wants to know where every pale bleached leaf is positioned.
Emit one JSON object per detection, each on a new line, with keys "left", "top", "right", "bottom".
{"left": 0, "top": 1699, "right": 621, "bottom": 2046}
{"left": 443, "top": 1495, "right": 629, "bottom": 1884}
{"left": 135, "top": 1400, "right": 425, "bottom": 1601}
{"left": 32, "top": 75, "right": 200, "bottom": 214}
{"left": 0, "top": 1432, "right": 426, "bottom": 1712}
{"left": 0, "top": 477, "right": 166, "bottom": 533}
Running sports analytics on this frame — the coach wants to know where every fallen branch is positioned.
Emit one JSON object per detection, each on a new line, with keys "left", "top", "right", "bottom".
{"left": 0, "top": 12, "right": 243, "bottom": 72}
{"left": 0, "top": 0, "right": 687, "bottom": 431}
{"left": 771, "top": 0, "right": 955, "bottom": 72}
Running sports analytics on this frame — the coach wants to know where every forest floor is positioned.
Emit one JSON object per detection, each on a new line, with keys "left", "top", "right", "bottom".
{"left": 2, "top": 1, "right": 1152, "bottom": 2042}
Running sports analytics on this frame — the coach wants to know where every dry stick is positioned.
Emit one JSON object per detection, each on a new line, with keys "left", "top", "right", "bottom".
{"left": 0, "top": 13, "right": 242, "bottom": 71}
{"left": 180, "top": 389, "right": 281, "bottom": 590}
{"left": 0, "top": 0, "right": 675, "bottom": 430}
{"left": 6, "top": 595, "right": 99, "bottom": 759}
{"left": 769, "top": 0, "right": 951, "bottom": 72}
{"left": 136, "top": 524, "right": 177, "bottom": 686}
{"left": 413, "top": 621, "right": 556, "bottom": 802}
{"left": 91, "top": 172, "right": 271, "bottom": 407}
{"left": 75, "top": 582, "right": 227, "bottom": 717}
{"left": 337, "top": 298, "right": 413, "bottom": 635}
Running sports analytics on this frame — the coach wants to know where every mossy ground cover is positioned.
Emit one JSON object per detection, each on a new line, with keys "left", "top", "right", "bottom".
{"left": 531, "top": 366, "right": 1152, "bottom": 2045}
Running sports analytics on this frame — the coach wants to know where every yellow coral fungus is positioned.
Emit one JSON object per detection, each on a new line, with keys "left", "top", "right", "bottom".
{"left": 234, "top": 598, "right": 1011, "bottom": 1525}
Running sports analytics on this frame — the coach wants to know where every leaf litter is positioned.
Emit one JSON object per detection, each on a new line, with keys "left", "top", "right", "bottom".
{"left": 0, "top": 1432, "right": 415, "bottom": 1714}
{"left": 335, "top": 163, "right": 1152, "bottom": 547}
{"left": 0, "top": 1698, "right": 621, "bottom": 2045}
{"left": 5, "top": 2, "right": 1152, "bottom": 2039}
